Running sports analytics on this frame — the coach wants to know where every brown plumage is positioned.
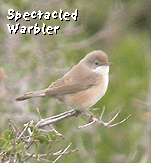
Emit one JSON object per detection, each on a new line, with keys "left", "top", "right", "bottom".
{"left": 16, "top": 50, "right": 110, "bottom": 110}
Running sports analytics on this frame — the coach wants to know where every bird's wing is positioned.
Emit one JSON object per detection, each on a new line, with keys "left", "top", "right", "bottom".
{"left": 45, "top": 64, "right": 102, "bottom": 97}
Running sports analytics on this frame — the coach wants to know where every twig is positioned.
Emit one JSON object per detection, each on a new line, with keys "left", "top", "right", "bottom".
{"left": 98, "top": 107, "right": 131, "bottom": 127}
{"left": 0, "top": 151, "right": 5, "bottom": 156}
{"left": 52, "top": 143, "right": 72, "bottom": 163}
{"left": 9, "top": 123, "right": 16, "bottom": 132}
{"left": 36, "top": 110, "right": 77, "bottom": 128}
{"left": 78, "top": 118, "right": 96, "bottom": 129}
{"left": 5, "top": 105, "right": 130, "bottom": 162}
{"left": 36, "top": 107, "right": 42, "bottom": 120}
{"left": 16, "top": 122, "right": 30, "bottom": 142}
{"left": 106, "top": 114, "right": 131, "bottom": 128}
{"left": 9, "top": 119, "right": 20, "bottom": 132}
{"left": 35, "top": 106, "right": 131, "bottom": 130}
{"left": 89, "top": 108, "right": 101, "bottom": 112}
{"left": 48, "top": 124, "right": 64, "bottom": 139}
{"left": 24, "top": 143, "right": 78, "bottom": 162}
{"left": 78, "top": 106, "right": 131, "bottom": 129}
{"left": 99, "top": 105, "right": 106, "bottom": 120}
{"left": 99, "top": 109, "right": 122, "bottom": 126}
{"left": 51, "top": 148, "right": 79, "bottom": 156}
{"left": 23, "top": 153, "right": 33, "bottom": 162}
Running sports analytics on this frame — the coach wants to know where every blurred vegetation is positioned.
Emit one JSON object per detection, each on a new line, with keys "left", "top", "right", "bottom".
{"left": 0, "top": 0, "right": 151, "bottom": 162}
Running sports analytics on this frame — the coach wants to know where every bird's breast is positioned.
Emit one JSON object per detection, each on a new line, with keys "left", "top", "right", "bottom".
{"left": 64, "top": 74, "right": 109, "bottom": 110}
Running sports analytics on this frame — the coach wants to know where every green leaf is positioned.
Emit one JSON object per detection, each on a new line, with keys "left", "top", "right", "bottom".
{"left": 16, "top": 142, "right": 25, "bottom": 155}
{"left": 35, "top": 135, "right": 49, "bottom": 144}
{"left": 47, "top": 132, "right": 57, "bottom": 141}
{"left": 2, "top": 130, "right": 13, "bottom": 141}
{"left": 0, "top": 138, "right": 7, "bottom": 148}
{"left": 17, "top": 153, "right": 21, "bottom": 160}
{"left": 1, "top": 141, "right": 13, "bottom": 153}
{"left": 33, "top": 128, "right": 40, "bottom": 136}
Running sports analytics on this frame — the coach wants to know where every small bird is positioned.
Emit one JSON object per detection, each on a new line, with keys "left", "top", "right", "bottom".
{"left": 16, "top": 50, "right": 111, "bottom": 111}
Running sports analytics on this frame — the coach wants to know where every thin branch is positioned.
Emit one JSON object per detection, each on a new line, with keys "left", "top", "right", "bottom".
{"left": 52, "top": 143, "right": 72, "bottom": 163}
{"left": 24, "top": 143, "right": 78, "bottom": 162}
{"left": 23, "top": 153, "right": 33, "bottom": 162}
{"left": 36, "top": 107, "right": 42, "bottom": 120}
{"left": 9, "top": 119, "right": 20, "bottom": 132}
{"left": 48, "top": 124, "right": 64, "bottom": 139}
{"left": 35, "top": 106, "right": 131, "bottom": 130}
{"left": 99, "top": 105, "right": 105, "bottom": 120}
{"left": 16, "top": 122, "right": 30, "bottom": 142}
{"left": 99, "top": 109, "right": 122, "bottom": 126}
{"left": 78, "top": 118, "right": 96, "bottom": 129}
{"left": 106, "top": 114, "right": 131, "bottom": 128}
{"left": 78, "top": 107, "right": 131, "bottom": 129}
{"left": 51, "top": 148, "right": 79, "bottom": 156}
{"left": 9, "top": 123, "right": 16, "bottom": 132}
{"left": 5, "top": 105, "right": 130, "bottom": 162}
{"left": 36, "top": 110, "right": 77, "bottom": 128}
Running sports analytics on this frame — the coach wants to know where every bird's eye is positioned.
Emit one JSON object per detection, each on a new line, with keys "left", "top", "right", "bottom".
{"left": 95, "top": 61, "right": 99, "bottom": 65}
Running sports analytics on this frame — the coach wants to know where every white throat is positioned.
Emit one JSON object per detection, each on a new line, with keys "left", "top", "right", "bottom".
{"left": 93, "top": 66, "right": 109, "bottom": 76}
{"left": 93, "top": 66, "right": 109, "bottom": 91}
{"left": 89, "top": 65, "right": 109, "bottom": 108}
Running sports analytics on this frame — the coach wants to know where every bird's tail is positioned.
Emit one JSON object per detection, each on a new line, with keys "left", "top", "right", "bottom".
{"left": 15, "top": 89, "right": 48, "bottom": 101}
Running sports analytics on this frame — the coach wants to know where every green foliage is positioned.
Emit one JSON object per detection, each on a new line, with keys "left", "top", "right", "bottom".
{"left": 0, "top": 129, "right": 26, "bottom": 162}
{"left": 0, "top": 121, "right": 63, "bottom": 162}
{"left": 35, "top": 135, "right": 49, "bottom": 144}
